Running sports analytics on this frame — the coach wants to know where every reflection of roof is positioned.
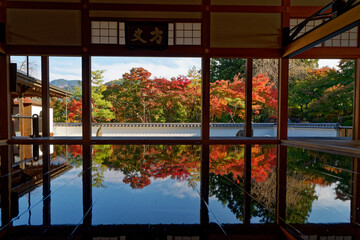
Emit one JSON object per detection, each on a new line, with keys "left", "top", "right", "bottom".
{"left": 14, "top": 71, "right": 72, "bottom": 98}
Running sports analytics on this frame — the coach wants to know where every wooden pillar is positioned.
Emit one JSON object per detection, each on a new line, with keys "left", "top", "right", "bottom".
{"left": 278, "top": 0, "right": 290, "bottom": 141}
{"left": 82, "top": 144, "right": 92, "bottom": 227}
{"left": 82, "top": 56, "right": 91, "bottom": 141}
{"left": 42, "top": 144, "right": 51, "bottom": 225}
{"left": 0, "top": 56, "right": 11, "bottom": 140}
{"left": 353, "top": 59, "right": 360, "bottom": 140}
{"left": 0, "top": 145, "right": 12, "bottom": 226}
{"left": 81, "top": 0, "right": 91, "bottom": 141}
{"left": 245, "top": 59, "right": 253, "bottom": 137}
{"left": 202, "top": 57, "right": 210, "bottom": 141}
{"left": 18, "top": 94, "right": 24, "bottom": 137}
{"left": 243, "top": 144, "right": 252, "bottom": 224}
{"left": 351, "top": 157, "right": 360, "bottom": 225}
{"left": 41, "top": 56, "right": 50, "bottom": 137}
{"left": 276, "top": 145, "right": 287, "bottom": 224}
{"left": 81, "top": 0, "right": 90, "bottom": 48}
{"left": 200, "top": 144, "right": 209, "bottom": 238}
{"left": 278, "top": 59, "right": 289, "bottom": 140}
{"left": 202, "top": 0, "right": 210, "bottom": 142}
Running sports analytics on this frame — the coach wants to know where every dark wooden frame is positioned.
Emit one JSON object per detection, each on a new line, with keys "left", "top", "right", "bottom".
{"left": 0, "top": 2, "right": 359, "bottom": 239}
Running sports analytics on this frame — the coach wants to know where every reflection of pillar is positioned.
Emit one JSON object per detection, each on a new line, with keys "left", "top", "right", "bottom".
{"left": 245, "top": 59, "right": 253, "bottom": 137}
{"left": 83, "top": 144, "right": 92, "bottom": 227}
{"left": 22, "top": 145, "right": 32, "bottom": 162}
{"left": 243, "top": 144, "right": 251, "bottom": 224}
{"left": 43, "top": 144, "right": 51, "bottom": 225}
{"left": 0, "top": 145, "right": 12, "bottom": 226}
{"left": 276, "top": 145, "right": 287, "bottom": 224}
{"left": 351, "top": 157, "right": 360, "bottom": 225}
{"left": 200, "top": 144, "right": 209, "bottom": 238}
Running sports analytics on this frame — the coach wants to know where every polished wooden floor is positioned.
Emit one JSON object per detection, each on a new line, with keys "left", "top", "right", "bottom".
{"left": 285, "top": 137, "right": 360, "bottom": 157}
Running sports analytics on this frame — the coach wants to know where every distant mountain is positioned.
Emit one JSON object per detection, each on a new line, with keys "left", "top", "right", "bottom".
{"left": 50, "top": 79, "right": 81, "bottom": 92}
{"left": 105, "top": 79, "right": 123, "bottom": 87}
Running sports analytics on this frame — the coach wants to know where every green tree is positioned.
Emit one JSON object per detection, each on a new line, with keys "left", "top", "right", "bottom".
{"left": 210, "top": 58, "right": 246, "bottom": 83}
{"left": 91, "top": 70, "right": 115, "bottom": 122}
{"left": 289, "top": 60, "right": 355, "bottom": 123}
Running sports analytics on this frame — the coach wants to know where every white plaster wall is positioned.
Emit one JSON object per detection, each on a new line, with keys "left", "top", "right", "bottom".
{"left": 92, "top": 126, "right": 201, "bottom": 137}
{"left": 288, "top": 128, "right": 338, "bottom": 137}
{"left": 53, "top": 125, "right": 339, "bottom": 137}
{"left": 54, "top": 125, "right": 83, "bottom": 136}
{"left": 31, "top": 106, "right": 54, "bottom": 134}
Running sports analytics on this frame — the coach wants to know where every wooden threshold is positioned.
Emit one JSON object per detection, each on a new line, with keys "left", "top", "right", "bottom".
{"left": 283, "top": 138, "right": 360, "bottom": 157}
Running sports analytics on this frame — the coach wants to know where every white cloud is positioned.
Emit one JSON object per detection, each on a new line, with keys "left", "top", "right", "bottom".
{"left": 318, "top": 59, "right": 340, "bottom": 69}
{"left": 152, "top": 177, "right": 200, "bottom": 199}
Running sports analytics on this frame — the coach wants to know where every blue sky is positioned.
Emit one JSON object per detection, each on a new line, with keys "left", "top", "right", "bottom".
{"left": 11, "top": 56, "right": 201, "bottom": 82}
{"left": 10, "top": 56, "right": 338, "bottom": 82}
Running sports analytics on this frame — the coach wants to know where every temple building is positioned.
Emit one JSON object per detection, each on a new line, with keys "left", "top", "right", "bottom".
{"left": 0, "top": 0, "right": 360, "bottom": 239}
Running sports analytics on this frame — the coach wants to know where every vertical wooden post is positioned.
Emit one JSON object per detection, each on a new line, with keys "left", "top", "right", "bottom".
{"left": 82, "top": 56, "right": 91, "bottom": 141}
{"left": 0, "top": 145, "right": 12, "bottom": 226}
{"left": 351, "top": 158, "right": 360, "bottom": 225}
{"left": 41, "top": 56, "right": 50, "bottom": 137}
{"left": 245, "top": 59, "right": 253, "bottom": 137}
{"left": 276, "top": 145, "right": 287, "bottom": 224}
{"left": 202, "top": 0, "right": 210, "bottom": 141}
{"left": 42, "top": 144, "right": 51, "bottom": 225}
{"left": 0, "top": 55, "right": 11, "bottom": 140}
{"left": 81, "top": 0, "right": 90, "bottom": 49}
{"left": 243, "top": 144, "right": 252, "bottom": 224}
{"left": 278, "top": 0, "right": 290, "bottom": 141}
{"left": 353, "top": 59, "right": 360, "bottom": 140}
{"left": 200, "top": 144, "right": 209, "bottom": 237}
{"left": 202, "top": 57, "right": 210, "bottom": 141}
{"left": 82, "top": 144, "right": 92, "bottom": 227}
{"left": 82, "top": 0, "right": 91, "bottom": 141}
{"left": 19, "top": 94, "right": 24, "bottom": 137}
{"left": 278, "top": 59, "right": 289, "bottom": 140}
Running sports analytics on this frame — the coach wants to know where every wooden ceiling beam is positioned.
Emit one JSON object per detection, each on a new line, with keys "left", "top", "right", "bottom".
{"left": 283, "top": 4, "right": 360, "bottom": 58}
{"left": 209, "top": 48, "right": 281, "bottom": 58}
{"left": 4, "top": 1, "right": 329, "bottom": 15}
{"left": 289, "top": 6, "right": 326, "bottom": 18}
{"left": 296, "top": 47, "right": 360, "bottom": 59}
{"left": 5, "top": 1, "right": 81, "bottom": 10}
{"left": 209, "top": 5, "right": 282, "bottom": 13}
{"left": 8, "top": 44, "right": 360, "bottom": 59}
{"left": 89, "top": 3, "right": 202, "bottom": 12}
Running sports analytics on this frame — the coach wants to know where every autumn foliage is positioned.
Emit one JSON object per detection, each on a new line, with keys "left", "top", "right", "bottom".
{"left": 60, "top": 144, "right": 277, "bottom": 189}
{"left": 52, "top": 67, "right": 278, "bottom": 123}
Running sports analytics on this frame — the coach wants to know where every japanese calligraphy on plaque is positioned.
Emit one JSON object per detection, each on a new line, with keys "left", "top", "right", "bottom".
{"left": 125, "top": 22, "right": 168, "bottom": 50}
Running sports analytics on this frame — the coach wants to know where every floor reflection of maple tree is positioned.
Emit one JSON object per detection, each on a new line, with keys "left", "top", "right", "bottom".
{"left": 53, "top": 144, "right": 353, "bottom": 223}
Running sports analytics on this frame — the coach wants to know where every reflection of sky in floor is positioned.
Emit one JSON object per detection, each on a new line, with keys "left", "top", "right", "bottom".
{"left": 308, "top": 183, "right": 350, "bottom": 223}
{"left": 13, "top": 187, "right": 43, "bottom": 226}
{"left": 6, "top": 145, "right": 355, "bottom": 230}
{"left": 13, "top": 167, "right": 84, "bottom": 226}
{"left": 208, "top": 197, "right": 240, "bottom": 224}
{"left": 92, "top": 170, "right": 200, "bottom": 224}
